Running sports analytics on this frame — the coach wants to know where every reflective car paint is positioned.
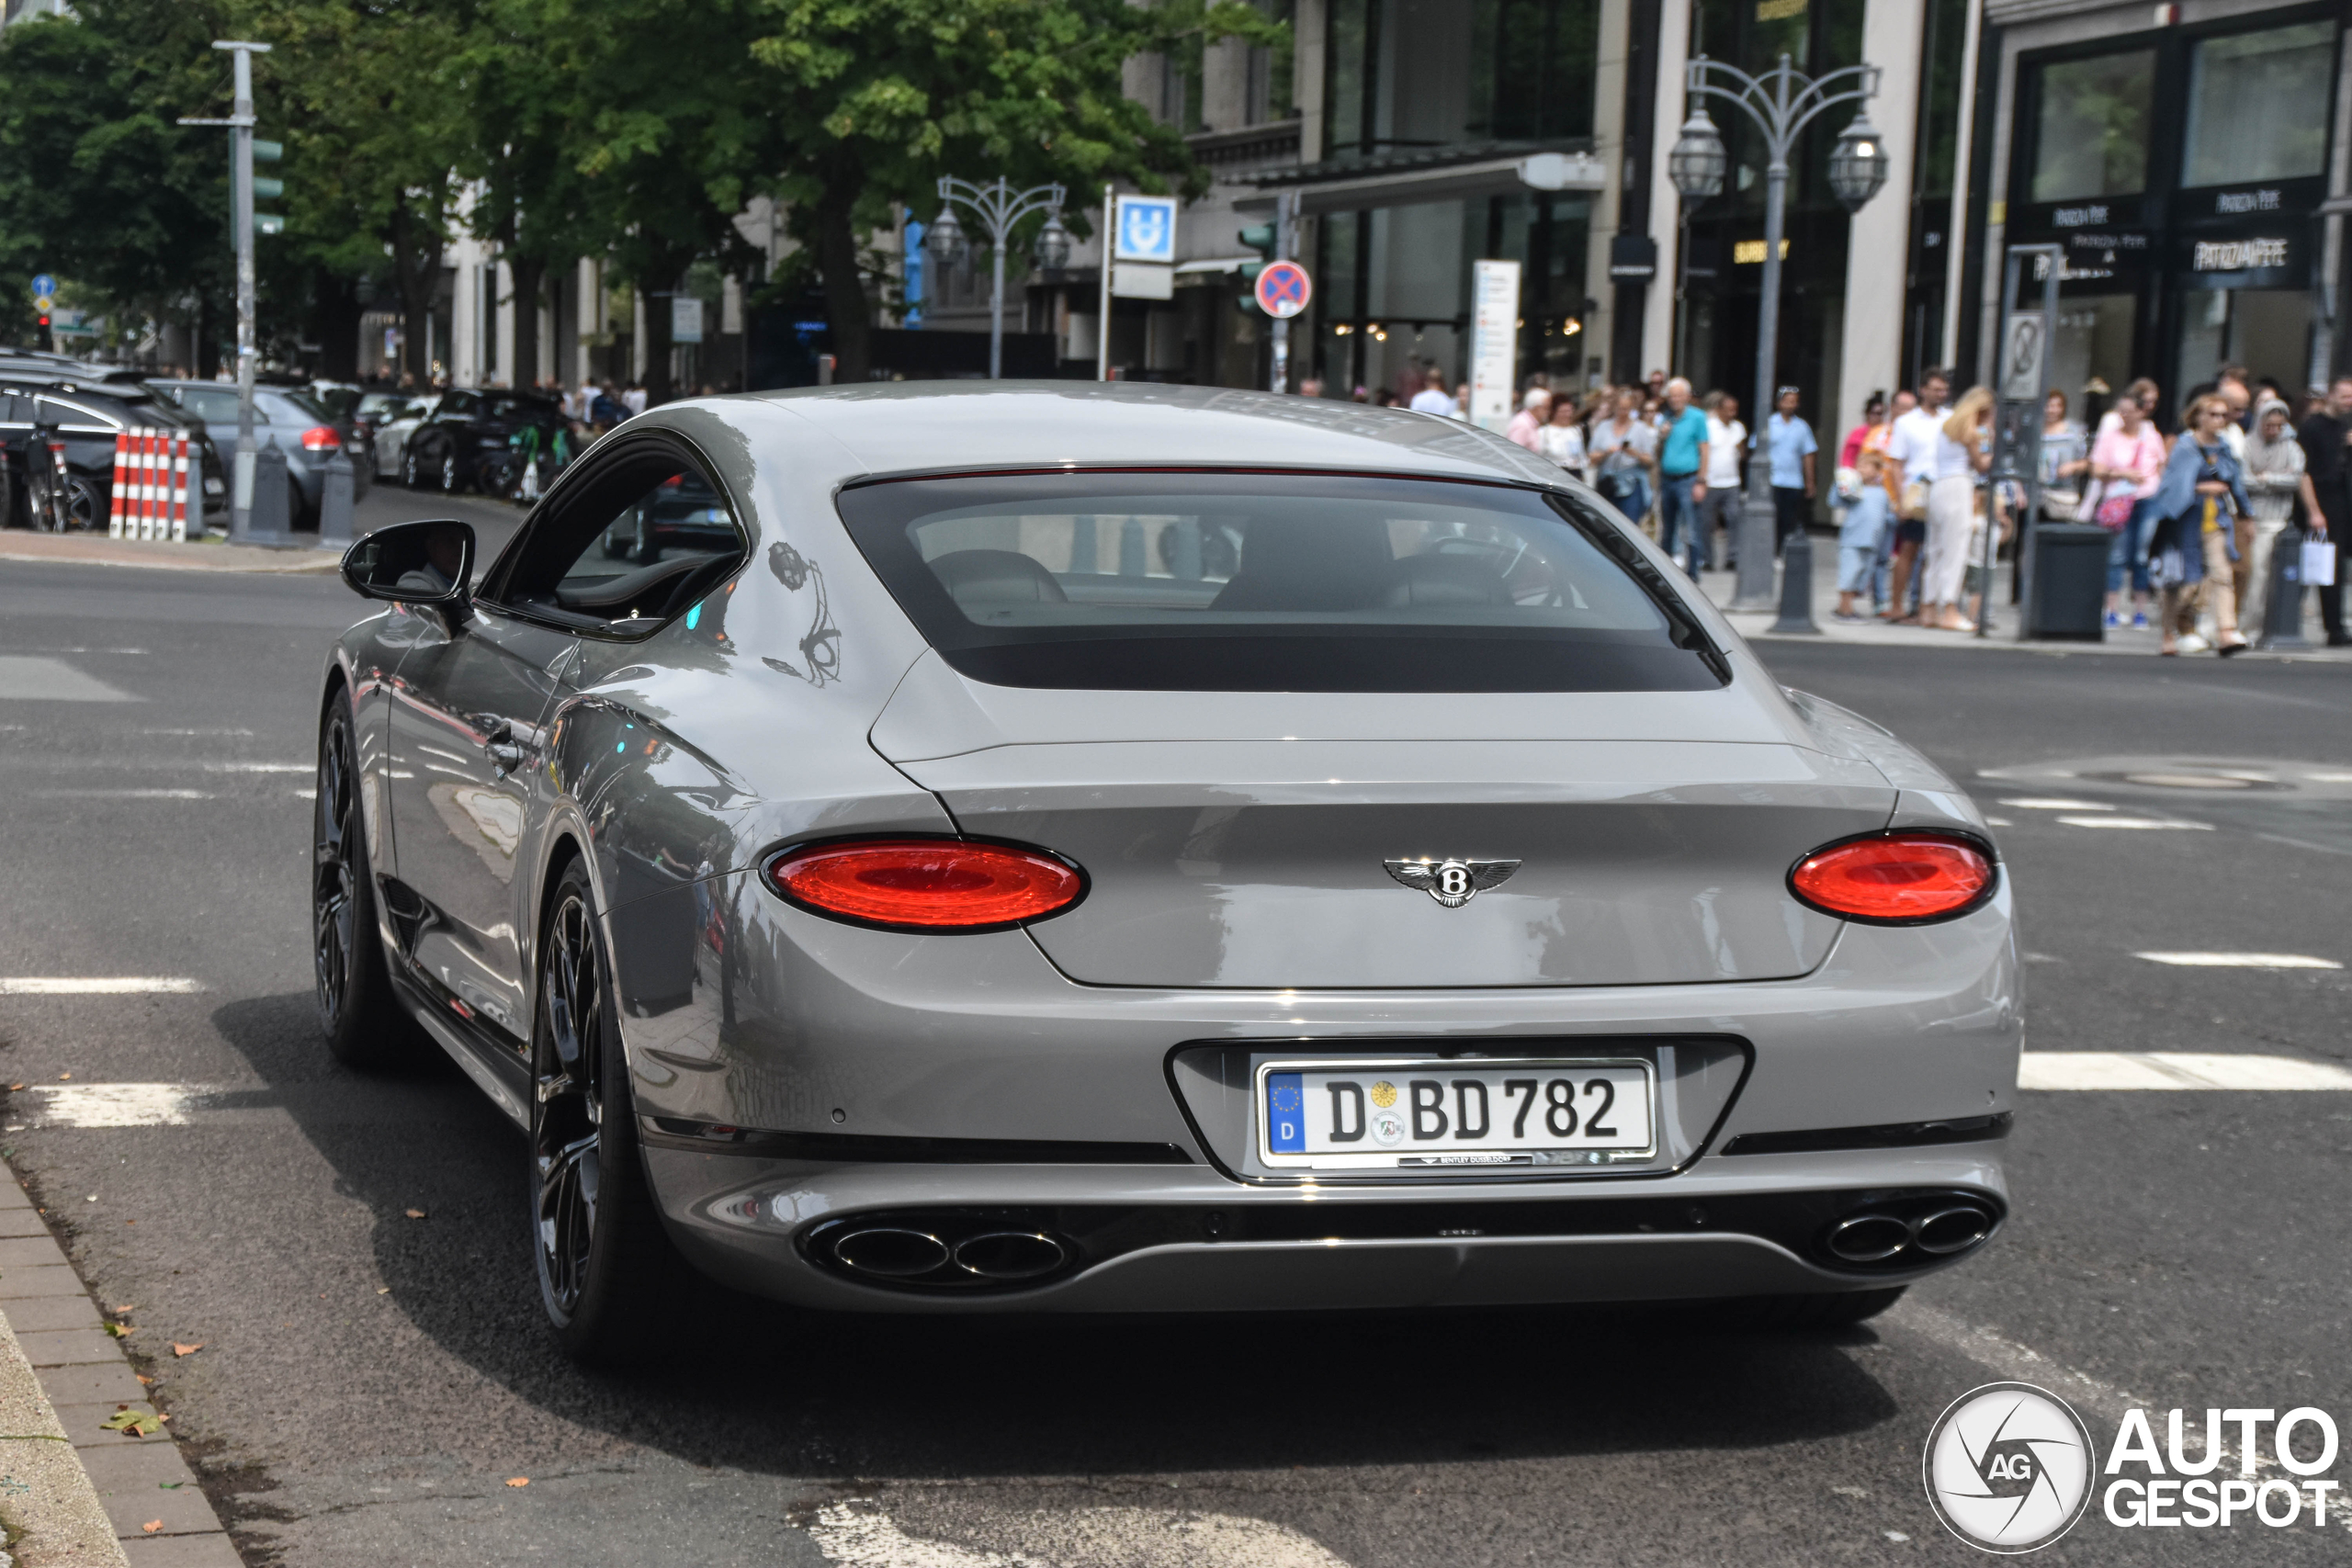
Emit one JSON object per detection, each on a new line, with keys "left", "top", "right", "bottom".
{"left": 322, "top": 383, "right": 2019, "bottom": 1315}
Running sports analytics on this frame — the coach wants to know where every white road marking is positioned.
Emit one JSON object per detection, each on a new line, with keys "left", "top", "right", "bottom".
{"left": 1996, "top": 797, "right": 2113, "bottom": 810}
{"left": 2135, "top": 952, "right": 2341, "bottom": 969}
{"left": 18, "top": 1084, "right": 198, "bottom": 1127}
{"left": 2055, "top": 815, "right": 2211, "bottom": 829}
{"left": 2020, "top": 1052, "right": 2352, "bottom": 1090}
{"left": 192, "top": 761, "right": 311, "bottom": 774}
{"left": 35, "top": 789, "right": 218, "bottom": 801}
{"left": 135, "top": 727, "right": 254, "bottom": 737}
{"left": 2302, "top": 772, "right": 2352, "bottom": 783}
{"left": 807, "top": 1501, "right": 1350, "bottom": 1568}
{"left": 0, "top": 977, "right": 206, "bottom": 995}
{"left": 0, "top": 657, "right": 137, "bottom": 703}
{"left": 1984, "top": 818, "right": 2011, "bottom": 826}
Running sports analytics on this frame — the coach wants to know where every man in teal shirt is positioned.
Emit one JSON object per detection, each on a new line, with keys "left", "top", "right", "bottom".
{"left": 1657, "top": 377, "right": 1711, "bottom": 575}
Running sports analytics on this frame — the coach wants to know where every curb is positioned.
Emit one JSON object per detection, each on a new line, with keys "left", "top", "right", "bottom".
{"left": 0, "top": 1175, "right": 240, "bottom": 1566}
{"left": 0, "top": 536, "right": 337, "bottom": 576}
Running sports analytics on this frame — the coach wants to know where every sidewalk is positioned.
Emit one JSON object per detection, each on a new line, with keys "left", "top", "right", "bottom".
{"left": 0, "top": 1167, "right": 240, "bottom": 1565}
{"left": 1698, "top": 535, "right": 2352, "bottom": 664}
{"left": 0, "top": 533, "right": 336, "bottom": 577}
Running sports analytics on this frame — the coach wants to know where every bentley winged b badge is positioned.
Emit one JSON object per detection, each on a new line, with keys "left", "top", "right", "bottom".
{"left": 1383, "top": 857, "right": 1521, "bottom": 908}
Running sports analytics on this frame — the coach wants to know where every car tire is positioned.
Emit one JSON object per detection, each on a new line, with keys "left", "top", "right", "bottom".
{"left": 1715, "top": 1286, "right": 1906, "bottom": 1329}
{"left": 531, "top": 860, "right": 676, "bottom": 1363}
{"left": 62, "top": 475, "right": 105, "bottom": 533}
{"left": 314, "top": 690, "right": 425, "bottom": 1069}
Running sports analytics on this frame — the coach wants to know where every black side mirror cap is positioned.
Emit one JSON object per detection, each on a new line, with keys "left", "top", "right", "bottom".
{"left": 340, "top": 520, "right": 476, "bottom": 615}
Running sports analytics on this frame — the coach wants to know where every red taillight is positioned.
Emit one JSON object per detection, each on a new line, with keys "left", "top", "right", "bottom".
{"left": 766, "top": 839, "right": 1084, "bottom": 931}
{"left": 1789, "top": 833, "right": 1996, "bottom": 924}
{"left": 300, "top": 425, "right": 342, "bottom": 451}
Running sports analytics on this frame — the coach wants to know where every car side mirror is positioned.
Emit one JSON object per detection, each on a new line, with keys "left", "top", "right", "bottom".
{"left": 341, "top": 520, "right": 475, "bottom": 615}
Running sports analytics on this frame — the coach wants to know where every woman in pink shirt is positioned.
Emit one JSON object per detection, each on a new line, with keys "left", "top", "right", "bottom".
{"left": 1839, "top": 392, "right": 1890, "bottom": 468}
{"left": 2089, "top": 395, "right": 2167, "bottom": 627}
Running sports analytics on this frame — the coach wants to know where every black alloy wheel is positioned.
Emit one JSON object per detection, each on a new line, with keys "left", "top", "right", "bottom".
{"left": 314, "top": 691, "right": 419, "bottom": 1068}
{"left": 530, "top": 862, "right": 673, "bottom": 1360}
{"left": 62, "top": 475, "right": 104, "bottom": 533}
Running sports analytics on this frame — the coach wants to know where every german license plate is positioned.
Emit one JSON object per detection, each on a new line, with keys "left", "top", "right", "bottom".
{"left": 1257, "top": 1057, "right": 1657, "bottom": 1171}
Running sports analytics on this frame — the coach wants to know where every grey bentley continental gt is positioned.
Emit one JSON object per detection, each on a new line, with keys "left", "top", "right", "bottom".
{"left": 317, "top": 382, "right": 2018, "bottom": 1361}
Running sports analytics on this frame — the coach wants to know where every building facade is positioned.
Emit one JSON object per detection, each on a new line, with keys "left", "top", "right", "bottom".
{"left": 1973, "top": 0, "right": 2349, "bottom": 416}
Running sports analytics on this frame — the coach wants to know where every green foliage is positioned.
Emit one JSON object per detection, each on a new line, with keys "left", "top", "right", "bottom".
{"left": 0, "top": 3, "right": 230, "bottom": 345}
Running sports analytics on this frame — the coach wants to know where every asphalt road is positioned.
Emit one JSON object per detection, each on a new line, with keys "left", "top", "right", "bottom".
{"left": 1, "top": 535, "right": 2349, "bottom": 1566}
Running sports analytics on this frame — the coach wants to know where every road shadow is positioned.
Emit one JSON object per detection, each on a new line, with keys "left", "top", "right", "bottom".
{"left": 212, "top": 991, "right": 1903, "bottom": 1481}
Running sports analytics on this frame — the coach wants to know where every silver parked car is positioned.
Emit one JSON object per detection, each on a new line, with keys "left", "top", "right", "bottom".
{"left": 319, "top": 384, "right": 2018, "bottom": 1361}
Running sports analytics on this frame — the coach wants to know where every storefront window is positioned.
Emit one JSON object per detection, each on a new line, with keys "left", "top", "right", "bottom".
{"left": 2030, "top": 50, "right": 2154, "bottom": 202}
{"left": 2181, "top": 22, "right": 2334, "bottom": 188}
{"left": 2176, "top": 287, "right": 2311, "bottom": 402}
{"left": 2051, "top": 296, "right": 2136, "bottom": 421}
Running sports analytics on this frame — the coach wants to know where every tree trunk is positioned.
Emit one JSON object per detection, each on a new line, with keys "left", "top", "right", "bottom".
{"left": 390, "top": 204, "right": 443, "bottom": 389}
{"left": 508, "top": 255, "right": 545, "bottom": 392}
{"left": 640, "top": 270, "right": 674, "bottom": 405}
{"left": 313, "top": 270, "right": 362, "bottom": 381}
{"left": 815, "top": 197, "right": 870, "bottom": 383}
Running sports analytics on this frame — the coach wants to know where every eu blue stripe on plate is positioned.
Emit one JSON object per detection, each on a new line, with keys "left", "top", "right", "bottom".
{"left": 1266, "top": 1072, "right": 1306, "bottom": 1152}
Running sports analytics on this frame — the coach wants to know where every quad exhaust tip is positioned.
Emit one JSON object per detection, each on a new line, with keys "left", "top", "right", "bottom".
{"left": 1824, "top": 1199, "right": 1996, "bottom": 1267}
{"left": 827, "top": 1220, "right": 1075, "bottom": 1288}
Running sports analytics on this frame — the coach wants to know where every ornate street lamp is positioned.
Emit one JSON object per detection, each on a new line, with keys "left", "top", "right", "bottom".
{"left": 1677, "top": 52, "right": 1885, "bottom": 620}
{"left": 931, "top": 175, "right": 1067, "bottom": 378}
{"left": 1668, "top": 107, "right": 1728, "bottom": 202}
{"left": 1827, "top": 113, "right": 1892, "bottom": 212}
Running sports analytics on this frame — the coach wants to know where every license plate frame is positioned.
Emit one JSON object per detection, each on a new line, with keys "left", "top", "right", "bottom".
{"left": 1254, "top": 1055, "right": 1659, "bottom": 1172}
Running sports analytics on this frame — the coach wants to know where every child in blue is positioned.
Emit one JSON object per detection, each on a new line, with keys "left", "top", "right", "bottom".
{"left": 1837, "top": 448, "right": 1895, "bottom": 621}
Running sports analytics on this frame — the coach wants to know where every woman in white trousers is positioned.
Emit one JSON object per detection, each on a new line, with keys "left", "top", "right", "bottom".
{"left": 1920, "top": 387, "right": 1994, "bottom": 631}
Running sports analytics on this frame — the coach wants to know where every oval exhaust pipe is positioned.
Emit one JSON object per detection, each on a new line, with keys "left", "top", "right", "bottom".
{"left": 953, "top": 1231, "right": 1068, "bottom": 1280}
{"left": 833, "top": 1227, "right": 950, "bottom": 1278}
{"left": 1825, "top": 1213, "right": 1911, "bottom": 1264}
{"left": 1912, "top": 1204, "right": 1993, "bottom": 1256}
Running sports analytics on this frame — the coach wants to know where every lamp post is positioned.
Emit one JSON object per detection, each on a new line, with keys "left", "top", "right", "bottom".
{"left": 178, "top": 39, "right": 276, "bottom": 542}
{"left": 1669, "top": 53, "right": 1888, "bottom": 617}
{"left": 929, "top": 176, "right": 1069, "bottom": 379}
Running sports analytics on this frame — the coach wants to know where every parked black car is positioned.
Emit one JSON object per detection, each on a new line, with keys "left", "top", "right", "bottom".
{"left": 0, "top": 374, "right": 225, "bottom": 532}
{"left": 145, "top": 380, "right": 371, "bottom": 527}
{"left": 397, "top": 388, "right": 565, "bottom": 492}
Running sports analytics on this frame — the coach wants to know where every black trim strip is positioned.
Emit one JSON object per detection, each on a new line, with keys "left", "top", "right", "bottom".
{"left": 1719, "top": 1112, "right": 2013, "bottom": 1157}
{"left": 640, "top": 1117, "right": 1193, "bottom": 1165}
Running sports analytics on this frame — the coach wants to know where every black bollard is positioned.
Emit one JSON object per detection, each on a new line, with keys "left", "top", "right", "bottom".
{"left": 1770, "top": 526, "right": 1821, "bottom": 634}
{"left": 316, "top": 452, "right": 356, "bottom": 552}
{"left": 2256, "top": 525, "right": 2310, "bottom": 652}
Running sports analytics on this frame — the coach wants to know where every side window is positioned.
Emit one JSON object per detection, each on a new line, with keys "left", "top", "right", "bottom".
{"left": 38, "top": 398, "right": 113, "bottom": 433}
{"left": 487, "top": 446, "right": 746, "bottom": 637}
{"left": 0, "top": 392, "right": 28, "bottom": 423}
{"left": 440, "top": 390, "right": 480, "bottom": 419}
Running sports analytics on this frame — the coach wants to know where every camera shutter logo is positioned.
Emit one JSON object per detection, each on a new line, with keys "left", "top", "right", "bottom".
{"left": 1923, "top": 1382, "right": 2095, "bottom": 1553}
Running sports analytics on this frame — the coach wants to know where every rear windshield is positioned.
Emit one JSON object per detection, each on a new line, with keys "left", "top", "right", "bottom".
{"left": 837, "top": 471, "right": 1726, "bottom": 692}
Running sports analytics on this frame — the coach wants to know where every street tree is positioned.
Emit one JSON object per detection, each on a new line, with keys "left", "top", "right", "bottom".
{"left": 748, "top": 0, "right": 1283, "bottom": 380}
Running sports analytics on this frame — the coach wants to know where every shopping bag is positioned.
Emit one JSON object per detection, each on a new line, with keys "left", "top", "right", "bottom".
{"left": 2301, "top": 538, "right": 2338, "bottom": 586}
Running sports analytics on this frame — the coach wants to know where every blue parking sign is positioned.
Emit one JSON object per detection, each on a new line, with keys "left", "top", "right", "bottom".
{"left": 1114, "top": 196, "right": 1176, "bottom": 264}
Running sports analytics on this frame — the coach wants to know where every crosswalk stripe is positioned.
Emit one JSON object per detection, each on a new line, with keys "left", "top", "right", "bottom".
{"left": 2020, "top": 1053, "right": 2352, "bottom": 1090}
{"left": 0, "top": 978, "right": 205, "bottom": 995}
{"left": 2134, "top": 952, "right": 2341, "bottom": 969}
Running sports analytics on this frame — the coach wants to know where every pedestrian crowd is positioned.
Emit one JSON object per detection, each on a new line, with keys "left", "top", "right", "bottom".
{"left": 1341, "top": 358, "right": 2347, "bottom": 654}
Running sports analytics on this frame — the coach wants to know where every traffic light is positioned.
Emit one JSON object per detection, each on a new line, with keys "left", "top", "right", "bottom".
{"left": 1237, "top": 222, "right": 1277, "bottom": 314}
{"left": 253, "top": 138, "right": 285, "bottom": 235}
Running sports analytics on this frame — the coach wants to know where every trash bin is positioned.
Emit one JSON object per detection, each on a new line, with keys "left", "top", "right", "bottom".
{"left": 2025, "top": 523, "right": 2109, "bottom": 639}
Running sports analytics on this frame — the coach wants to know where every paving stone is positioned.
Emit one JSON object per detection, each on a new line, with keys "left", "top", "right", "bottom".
{"left": 120, "top": 1532, "right": 245, "bottom": 1566}
{"left": 0, "top": 1235, "right": 69, "bottom": 1268}
{"left": 56, "top": 1401, "right": 171, "bottom": 1449}
{"left": 0, "top": 1209, "right": 55, "bottom": 1237}
{"left": 17, "top": 1327, "right": 127, "bottom": 1367}
{"left": 1, "top": 1295, "right": 104, "bottom": 1333}
{"left": 0, "top": 1265, "right": 89, "bottom": 1299}
{"left": 33, "top": 1360, "right": 147, "bottom": 1406}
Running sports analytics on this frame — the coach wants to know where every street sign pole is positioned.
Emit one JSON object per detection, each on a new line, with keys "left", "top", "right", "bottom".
{"left": 1991, "top": 243, "right": 2061, "bottom": 639}
{"left": 1268, "top": 191, "right": 1296, "bottom": 395}
{"left": 1097, "top": 183, "right": 1113, "bottom": 382}
{"left": 183, "top": 40, "right": 274, "bottom": 542}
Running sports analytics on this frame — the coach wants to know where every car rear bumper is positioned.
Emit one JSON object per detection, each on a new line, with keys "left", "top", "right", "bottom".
{"left": 645, "top": 1145, "right": 2008, "bottom": 1313}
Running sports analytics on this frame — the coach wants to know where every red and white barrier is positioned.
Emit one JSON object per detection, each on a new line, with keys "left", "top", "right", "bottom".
{"left": 106, "top": 428, "right": 193, "bottom": 543}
